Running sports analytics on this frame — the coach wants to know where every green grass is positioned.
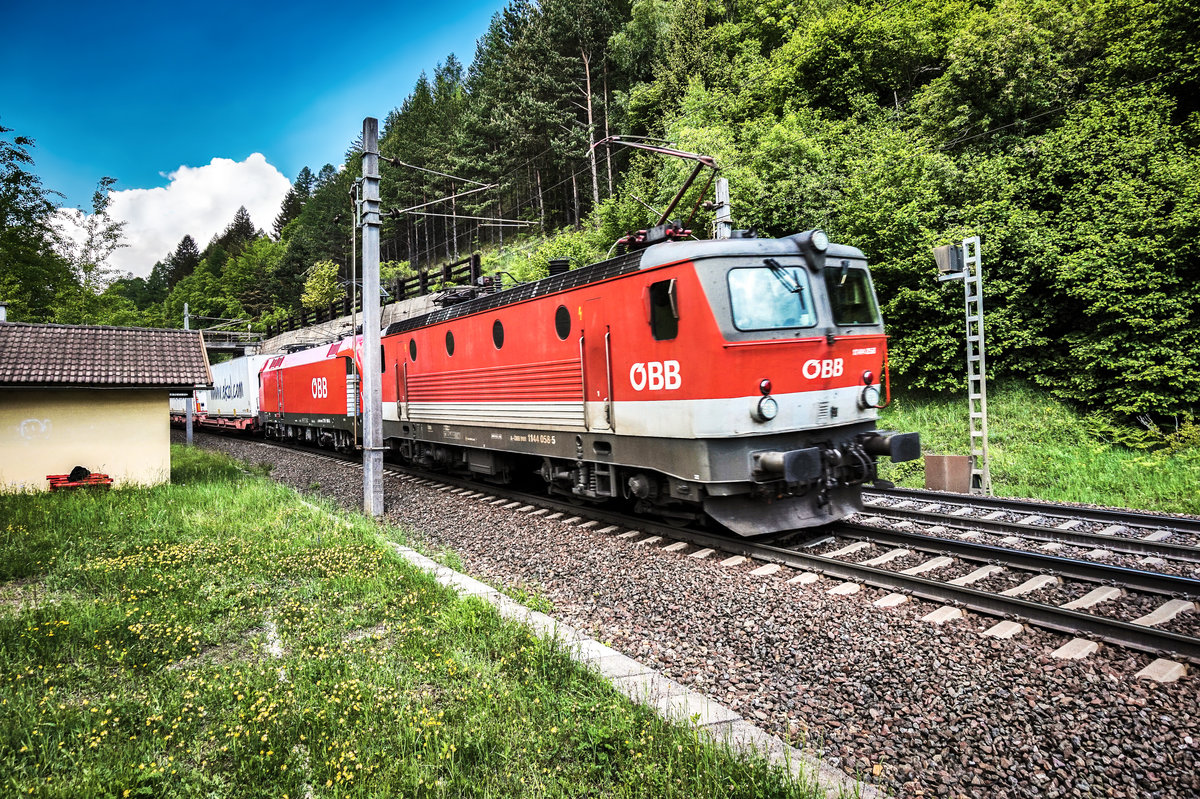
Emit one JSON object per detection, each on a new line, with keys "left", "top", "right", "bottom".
{"left": 877, "top": 382, "right": 1200, "bottom": 514}
{"left": 0, "top": 446, "right": 828, "bottom": 798}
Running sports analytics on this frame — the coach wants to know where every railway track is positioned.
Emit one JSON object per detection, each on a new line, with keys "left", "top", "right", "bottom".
{"left": 215, "top": 434, "right": 1200, "bottom": 672}
{"left": 863, "top": 486, "right": 1200, "bottom": 552}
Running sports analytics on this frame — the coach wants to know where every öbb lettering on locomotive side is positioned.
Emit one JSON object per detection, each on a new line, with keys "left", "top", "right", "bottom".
{"left": 629, "top": 361, "right": 681, "bottom": 391}
{"left": 202, "top": 229, "right": 919, "bottom": 535}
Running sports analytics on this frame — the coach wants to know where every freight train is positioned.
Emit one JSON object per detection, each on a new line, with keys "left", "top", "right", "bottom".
{"left": 178, "top": 228, "right": 918, "bottom": 535}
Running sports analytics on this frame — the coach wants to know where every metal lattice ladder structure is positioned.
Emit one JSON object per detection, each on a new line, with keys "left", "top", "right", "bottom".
{"left": 961, "top": 236, "right": 992, "bottom": 494}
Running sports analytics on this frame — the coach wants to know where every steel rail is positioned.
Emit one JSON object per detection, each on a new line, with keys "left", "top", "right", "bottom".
{"left": 869, "top": 486, "right": 1200, "bottom": 536}
{"left": 854, "top": 506, "right": 1200, "bottom": 564}
{"left": 831, "top": 520, "right": 1200, "bottom": 597}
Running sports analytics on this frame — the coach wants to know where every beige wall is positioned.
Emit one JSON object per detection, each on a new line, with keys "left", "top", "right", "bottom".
{"left": 0, "top": 388, "right": 171, "bottom": 491}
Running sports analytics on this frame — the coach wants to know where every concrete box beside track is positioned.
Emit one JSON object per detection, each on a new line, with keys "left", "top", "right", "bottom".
{"left": 924, "top": 454, "right": 971, "bottom": 493}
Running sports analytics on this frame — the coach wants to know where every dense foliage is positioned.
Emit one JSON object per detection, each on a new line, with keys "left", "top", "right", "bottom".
{"left": 2, "top": 0, "right": 1196, "bottom": 419}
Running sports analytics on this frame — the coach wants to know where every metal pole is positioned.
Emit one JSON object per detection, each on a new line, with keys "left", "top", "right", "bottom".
{"left": 713, "top": 178, "right": 731, "bottom": 239}
{"left": 351, "top": 182, "right": 359, "bottom": 444}
{"left": 184, "top": 303, "right": 193, "bottom": 446}
{"left": 961, "top": 236, "right": 992, "bottom": 495}
{"left": 360, "top": 118, "right": 384, "bottom": 518}
{"left": 934, "top": 237, "right": 991, "bottom": 495}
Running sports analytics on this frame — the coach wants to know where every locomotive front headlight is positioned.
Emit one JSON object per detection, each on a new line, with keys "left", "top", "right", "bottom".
{"left": 859, "top": 384, "right": 881, "bottom": 409}
{"left": 810, "top": 229, "right": 829, "bottom": 252}
{"left": 753, "top": 395, "right": 779, "bottom": 422}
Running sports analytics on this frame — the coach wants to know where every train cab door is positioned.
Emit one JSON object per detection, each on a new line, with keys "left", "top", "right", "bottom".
{"left": 398, "top": 359, "right": 412, "bottom": 422}
{"left": 582, "top": 298, "right": 613, "bottom": 431}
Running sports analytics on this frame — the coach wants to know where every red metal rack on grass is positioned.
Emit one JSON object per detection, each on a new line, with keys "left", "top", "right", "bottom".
{"left": 47, "top": 473, "right": 113, "bottom": 491}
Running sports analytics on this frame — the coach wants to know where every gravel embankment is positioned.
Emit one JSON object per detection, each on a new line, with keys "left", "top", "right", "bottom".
{"left": 188, "top": 432, "right": 1200, "bottom": 799}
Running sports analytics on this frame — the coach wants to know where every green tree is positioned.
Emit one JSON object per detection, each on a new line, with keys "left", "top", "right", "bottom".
{"left": 165, "top": 234, "right": 201, "bottom": 288}
{"left": 301, "top": 259, "right": 345, "bottom": 309}
{"left": 0, "top": 123, "right": 74, "bottom": 321}
{"left": 273, "top": 166, "right": 315, "bottom": 239}
{"left": 52, "top": 177, "right": 128, "bottom": 323}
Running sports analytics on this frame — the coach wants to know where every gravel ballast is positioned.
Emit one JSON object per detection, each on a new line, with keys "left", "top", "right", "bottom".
{"left": 189, "top": 433, "right": 1200, "bottom": 798}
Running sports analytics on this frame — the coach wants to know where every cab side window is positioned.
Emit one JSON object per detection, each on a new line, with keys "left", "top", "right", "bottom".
{"left": 649, "top": 279, "right": 679, "bottom": 341}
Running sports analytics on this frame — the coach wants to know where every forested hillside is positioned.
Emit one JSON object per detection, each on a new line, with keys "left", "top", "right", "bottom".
{"left": 1, "top": 0, "right": 1196, "bottom": 420}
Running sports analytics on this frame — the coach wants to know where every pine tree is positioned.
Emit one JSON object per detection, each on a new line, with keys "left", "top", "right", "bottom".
{"left": 165, "top": 235, "right": 200, "bottom": 288}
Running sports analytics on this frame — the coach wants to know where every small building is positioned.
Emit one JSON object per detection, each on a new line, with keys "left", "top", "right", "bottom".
{"left": 0, "top": 322, "right": 211, "bottom": 491}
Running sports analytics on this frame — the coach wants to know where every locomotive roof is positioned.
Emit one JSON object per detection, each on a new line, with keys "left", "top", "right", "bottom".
{"left": 0, "top": 322, "right": 211, "bottom": 389}
{"left": 383, "top": 234, "right": 867, "bottom": 337}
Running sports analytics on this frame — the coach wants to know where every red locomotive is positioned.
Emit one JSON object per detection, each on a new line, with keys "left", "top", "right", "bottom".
{"left": 255, "top": 228, "right": 918, "bottom": 535}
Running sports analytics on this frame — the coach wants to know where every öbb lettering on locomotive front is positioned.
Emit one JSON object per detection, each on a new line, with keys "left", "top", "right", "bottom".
{"left": 802, "top": 358, "right": 844, "bottom": 380}
{"left": 629, "top": 360, "right": 681, "bottom": 391}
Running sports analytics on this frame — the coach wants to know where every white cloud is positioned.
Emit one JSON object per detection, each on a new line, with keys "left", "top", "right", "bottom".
{"left": 103, "top": 154, "right": 292, "bottom": 279}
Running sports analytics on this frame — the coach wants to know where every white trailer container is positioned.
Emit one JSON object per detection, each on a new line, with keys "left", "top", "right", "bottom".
{"left": 203, "top": 354, "right": 271, "bottom": 424}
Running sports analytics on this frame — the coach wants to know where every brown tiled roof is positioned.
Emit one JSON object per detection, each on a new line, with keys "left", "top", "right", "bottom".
{"left": 0, "top": 323, "right": 211, "bottom": 388}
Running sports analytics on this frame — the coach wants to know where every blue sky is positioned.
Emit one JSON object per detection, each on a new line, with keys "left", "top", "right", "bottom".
{"left": 2, "top": 0, "right": 503, "bottom": 275}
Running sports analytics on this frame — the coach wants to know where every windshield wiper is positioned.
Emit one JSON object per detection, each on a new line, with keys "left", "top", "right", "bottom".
{"left": 764, "top": 258, "right": 804, "bottom": 295}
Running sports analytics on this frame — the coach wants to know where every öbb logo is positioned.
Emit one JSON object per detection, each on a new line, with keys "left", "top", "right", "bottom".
{"left": 629, "top": 361, "right": 681, "bottom": 391}
{"left": 802, "top": 358, "right": 844, "bottom": 380}
{"left": 311, "top": 377, "right": 329, "bottom": 398}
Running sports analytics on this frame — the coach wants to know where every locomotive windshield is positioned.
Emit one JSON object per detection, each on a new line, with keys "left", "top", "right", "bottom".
{"left": 727, "top": 264, "right": 816, "bottom": 331}
{"left": 823, "top": 265, "right": 880, "bottom": 325}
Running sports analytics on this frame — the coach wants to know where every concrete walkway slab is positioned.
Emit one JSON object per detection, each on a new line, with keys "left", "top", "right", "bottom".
{"left": 705, "top": 720, "right": 883, "bottom": 799}
{"left": 381, "top": 535, "right": 869, "bottom": 799}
